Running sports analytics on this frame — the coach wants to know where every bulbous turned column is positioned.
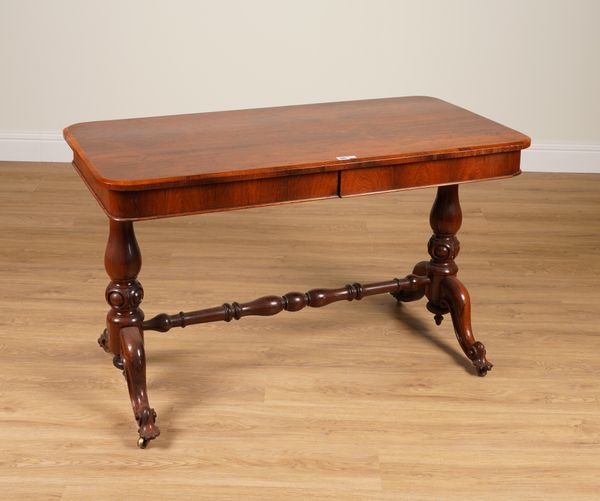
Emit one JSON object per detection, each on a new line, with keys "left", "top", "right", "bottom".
{"left": 412, "top": 184, "right": 493, "bottom": 376}
{"left": 101, "top": 219, "right": 159, "bottom": 447}
{"left": 103, "top": 220, "right": 144, "bottom": 360}
{"left": 425, "top": 184, "right": 462, "bottom": 324}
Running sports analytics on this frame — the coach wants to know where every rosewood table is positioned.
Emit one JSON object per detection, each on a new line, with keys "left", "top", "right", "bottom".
{"left": 64, "top": 96, "right": 530, "bottom": 448}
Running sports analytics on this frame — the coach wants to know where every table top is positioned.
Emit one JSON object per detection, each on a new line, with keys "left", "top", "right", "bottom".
{"left": 64, "top": 96, "right": 530, "bottom": 192}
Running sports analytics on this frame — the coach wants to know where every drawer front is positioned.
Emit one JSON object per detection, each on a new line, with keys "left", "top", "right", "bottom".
{"left": 106, "top": 171, "right": 339, "bottom": 220}
{"left": 340, "top": 151, "right": 521, "bottom": 196}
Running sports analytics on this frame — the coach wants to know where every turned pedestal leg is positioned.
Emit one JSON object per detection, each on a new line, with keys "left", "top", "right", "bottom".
{"left": 101, "top": 219, "right": 159, "bottom": 447}
{"left": 401, "top": 185, "right": 493, "bottom": 376}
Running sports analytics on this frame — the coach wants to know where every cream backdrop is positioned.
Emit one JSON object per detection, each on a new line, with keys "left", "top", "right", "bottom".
{"left": 0, "top": 0, "right": 599, "bottom": 170}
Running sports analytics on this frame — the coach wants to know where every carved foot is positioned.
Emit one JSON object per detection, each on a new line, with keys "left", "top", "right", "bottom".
{"left": 440, "top": 276, "right": 492, "bottom": 376}
{"left": 468, "top": 341, "right": 493, "bottom": 377}
{"left": 136, "top": 407, "right": 159, "bottom": 448}
{"left": 98, "top": 329, "right": 110, "bottom": 353}
{"left": 120, "top": 326, "right": 160, "bottom": 447}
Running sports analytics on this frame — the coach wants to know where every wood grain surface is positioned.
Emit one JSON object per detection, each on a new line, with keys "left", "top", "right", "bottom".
{"left": 1, "top": 162, "right": 599, "bottom": 500}
{"left": 64, "top": 97, "right": 529, "bottom": 221}
{"left": 64, "top": 96, "right": 530, "bottom": 189}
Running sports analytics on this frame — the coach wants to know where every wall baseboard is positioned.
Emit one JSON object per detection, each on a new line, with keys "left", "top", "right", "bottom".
{"left": 521, "top": 143, "right": 600, "bottom": 173}
{"left": 0, "top": 130, "right": 599, "bottom": 173}
{"left": 0, "top": 131, "right": 72, "bottom": 163}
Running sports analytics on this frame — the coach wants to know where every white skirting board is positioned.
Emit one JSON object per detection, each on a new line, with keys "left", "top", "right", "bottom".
{"left": 0, "top": 131, "right": 72, "bottom": 163}
{"left": 0, "top": 130, "right": 599, "bottom": 173}
{"left": 520, "top": 144, "right": 600, "bottom": 173}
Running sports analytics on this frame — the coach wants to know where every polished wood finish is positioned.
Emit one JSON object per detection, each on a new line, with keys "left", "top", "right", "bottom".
{"left": 75, "top": 157, "right": 339, "bottom": 220}
{"left": 3, "top": 163, "right": 600, "bottom": 499}
{"left": 64, "top": 96, "right": 530, "bottom": 188}
{"left": 62, "top": 97, "right": 530, "bottom": 447}
{"left": 409, "top": 185, "right": 492, "bottom": 375}
{"left": 64, "top": 97, "right": 529, "bottom": 221}
{"left": 340, "top": 151, "right": 520, "bottom": 196}
{"left": 103, "top": 220, "right": 159, "bottom": 446}
{"left": 143, "top": 275, "right": 430, "bottom": 333}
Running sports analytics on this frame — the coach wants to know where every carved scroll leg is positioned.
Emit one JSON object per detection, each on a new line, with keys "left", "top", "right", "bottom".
{"left": 439, "top": 276, "right": 492, "bottom": 376}
{"left": 120, "top": 325, "right": 160, "bottom": 448}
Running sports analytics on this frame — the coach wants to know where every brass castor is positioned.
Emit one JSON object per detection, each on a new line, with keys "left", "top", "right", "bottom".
{"left": 137, "top": 437, "right": 149, "bottom": 449}
{"left": 475, "top": 362, "right": 493, "bottom": 377}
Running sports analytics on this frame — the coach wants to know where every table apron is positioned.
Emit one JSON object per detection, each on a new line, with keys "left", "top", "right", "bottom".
{"left": 77, "top": 151, "right": 520, "bottom": 221}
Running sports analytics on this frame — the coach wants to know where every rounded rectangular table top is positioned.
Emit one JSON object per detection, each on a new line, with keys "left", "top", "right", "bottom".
{"left": 64, "top": 96, "right": 530, "bottom": 192}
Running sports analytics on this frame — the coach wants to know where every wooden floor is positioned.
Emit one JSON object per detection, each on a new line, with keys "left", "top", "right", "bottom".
{"left": 1, "top": 162, "right": 599, "bottom": 500}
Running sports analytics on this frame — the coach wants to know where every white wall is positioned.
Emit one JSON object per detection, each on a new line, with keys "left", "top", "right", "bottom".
{"left": 1, "top": 0, "right": 599, "bottom": 170}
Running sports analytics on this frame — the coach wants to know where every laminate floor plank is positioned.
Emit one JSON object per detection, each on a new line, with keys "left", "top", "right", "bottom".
{"left": 0, "top": 162, "right": 598, "bottom": 500}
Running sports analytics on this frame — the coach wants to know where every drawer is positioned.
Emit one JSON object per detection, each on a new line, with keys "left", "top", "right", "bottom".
{"left": 340, "top": 151, "right": 521, "bottom": 196}
{"left": 103, "top": 171, "right": 339, "bottom": 220}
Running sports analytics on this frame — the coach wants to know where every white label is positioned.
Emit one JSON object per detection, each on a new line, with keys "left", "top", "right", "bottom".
{"left": 336, "top": 155, "right": 357, "bottom": 161}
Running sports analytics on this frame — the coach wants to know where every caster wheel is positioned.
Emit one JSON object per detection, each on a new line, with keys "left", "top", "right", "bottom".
{"left": 476, "top": 364, "right": 492, "bottom": 377}
{"left": 434, "top": 313, "right": 444, "bottom": 326}
{"left": 112, "top": 355, "right": 124, "bottom": 370}
{"left": 137, "top": 437, "right": 149, "bottom": 449}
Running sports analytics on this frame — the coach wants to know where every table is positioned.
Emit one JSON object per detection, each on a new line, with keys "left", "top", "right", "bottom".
{"left": 64, "top": 96, "right": 530, "bottom": 448}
